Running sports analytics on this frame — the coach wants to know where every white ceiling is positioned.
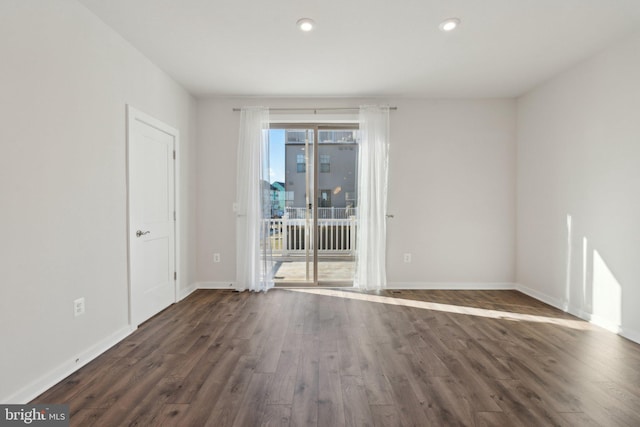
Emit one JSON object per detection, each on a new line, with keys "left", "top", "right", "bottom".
{"left": 78, "top": 0, "right": 640, "bottom": 98}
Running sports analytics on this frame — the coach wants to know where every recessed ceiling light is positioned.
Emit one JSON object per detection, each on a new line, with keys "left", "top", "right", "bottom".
{"left": 297, "top": 18, "right": 315, "bottom": 32}
{"left": 439, "top": 18, "right": 460, "bottom": 32}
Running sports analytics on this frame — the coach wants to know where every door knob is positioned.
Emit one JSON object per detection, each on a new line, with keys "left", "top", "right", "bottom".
{"left": 136, "top": 230, "right": 150, "bottom": 237}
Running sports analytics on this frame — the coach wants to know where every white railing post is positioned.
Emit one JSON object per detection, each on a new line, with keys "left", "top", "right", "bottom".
{"left": 282, "top": 214, "right": 289, "bottom": 256}
{"left": 267, "top": 219, "right": 272, "bottom": 252}
{"left": 277, "top": 218, "right": 284, "bottom": 256}
{"left": 349, "top": 215, "right": 356, "bottom": 255}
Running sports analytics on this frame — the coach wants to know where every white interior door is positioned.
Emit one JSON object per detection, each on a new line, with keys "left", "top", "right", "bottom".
{"left": 128, "top": 106, "right": 177, "bottom": 327}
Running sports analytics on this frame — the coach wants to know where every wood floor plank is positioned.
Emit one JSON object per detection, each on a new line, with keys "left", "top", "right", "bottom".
{"left": 255, "top": 305, "right": 292, "bottom": 374}
{"left": 571, "top": 379, "right": 640, "bottom": 426}
{"left": 594, "top": 380, "right": 640, "bottom": 416}
{"left": 317, "top": 297, "right": 343, "bottom": 353}
{"left": 265, "top": 372, "right": 297, "bottom": 406}
{"left": 496, "top": 345, "right": 585, "bottom": 413}
{"left": 475, "top": 411, "right": 517, "bottom": 427}
{"left": 167, "top": 340, "right": 236, "bottom": 404}
{"left": 86, "top": 354, "right": 180, "bottom": 426}
{"left": 341, "top": 375, "right": 375, "bottom": 427}
{"left": 337, "top": 332, "right": 363, "bottom": 377}
{"left": 456, "top": 338, "right": 515, "bottom": 381}
{"left": 265, "top": 333, "right": 302, "bottom": 405}
{"left": 156, "top": 403, "right": 190, "bottom": 427}
{"left": 290, "top": 334, "right": 320, "bottom": 426}
{"left": 169, "top": 328, "right": 221, "bottom": 380}
{"left": 115, "top": 375, "right": 183, "bottom": 426}
{"left": 559, "top": 412, "right": 605, "bottom": 427}
{"left": 355, "top": 341, "right": 394, "bottom": 406}
{"left": 411, "top": 338, "right": 503, "bottom": 413}
{"left": 318, "top": 351, "right": 346, "bottom": 427}
{"left": 384, "top": 374, "right": 433, "bottom": 426}
{"left": 260, "top": 404, "right": 292, "bottom": 427}
{"left": 203, "top": 355, "right": 259, "bottom": 427}
{"left": 68, "top": 408, "right": 106, "bottom": 426}
{"left": 172, "top": 344, "right": 252, "bottom": 426}
{"left": 369, "top": 404, "right": 401, "bottom": 427}
{"left": 286, "top": 292, "right": 306, "bottom": 335}
{"left": 374, "top": 342, "right": 437, "bottom": 425}
{"left": 494, "top": 379, "right": 572, "bottom": 427}
{"left": 63, "top": 357, "right": 140, "bottom": 415}
{"left": 29, "top": 288, "right": 640, "bottom": 427}
{"left": 229, "top": 373, "right": 273, "bottom": 427}
{"left": 33, "top": 356, "right": 120, "bottom": 404}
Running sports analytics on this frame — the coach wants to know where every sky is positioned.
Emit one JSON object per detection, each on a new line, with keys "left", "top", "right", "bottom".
{"left": 269, "top": 129, "right": 285, "bottom": 183}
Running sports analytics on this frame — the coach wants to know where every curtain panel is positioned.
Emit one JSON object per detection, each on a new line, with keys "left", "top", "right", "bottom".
{"left": 235, "top": 107, "right": 274, "bottom": 292}
{"left": 354, "top": 105, "right": 390, "bottom": 291}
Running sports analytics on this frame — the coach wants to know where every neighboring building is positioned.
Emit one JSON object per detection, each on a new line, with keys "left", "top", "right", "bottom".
{"left": 270, "top": 181, "right": 286, "bottom": 217}
{"left": 284, "top": 130, "right": 358, "bottom": 214}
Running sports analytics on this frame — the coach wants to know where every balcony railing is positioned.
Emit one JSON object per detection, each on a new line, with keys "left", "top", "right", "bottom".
{"left": 285, "top": 206, "right": 358, "bottom": 219}
{"left": 267, "top": 216, "right": 357, "bottom": 256}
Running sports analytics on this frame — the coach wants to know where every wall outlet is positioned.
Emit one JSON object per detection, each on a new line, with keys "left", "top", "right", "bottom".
{"left": 403, "top": 253, "right": 412, "bottom": 263}
{"left": 213, "top": 253, "right": 221, "bottom": 263}
{"left": 74, "top": 297, "right": 85, "bottom": 317}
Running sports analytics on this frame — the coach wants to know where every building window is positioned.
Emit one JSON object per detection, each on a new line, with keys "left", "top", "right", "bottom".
{"left": 320, "top": 154, "right": 330, "bottom": 173}
{"left": 296, "top": 154, "right": 306, "bottom": 173}
{"left": 287, "top": 130, "right": 306, "bottom": 143}
{"left": 319, "top": 190, "right": 331, "bottom": 207}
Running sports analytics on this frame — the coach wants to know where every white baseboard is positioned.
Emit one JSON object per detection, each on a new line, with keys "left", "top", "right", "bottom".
{"left": 514, "top": 283, "right": 566, "bottom": 309}
{"left": 516, "top": 282, "right": 598, "bottom": 322}
{"left": 387, "top": 282, "right": 517, "bottom": 290}
{"left": 3, "top": 325, "right": 135, "bottom": 404}
{"left": 178, "top": 282, "right": 198, "bottom": 301}
{"left": 196, "top": 281, "right": 236, "bottom": 290}
{"left": 619, "top": 326, "right": 640, "bottom": 344}
{"left": 515, "top": 283, "right": 640, "bottom": 345}
{"left": 587, "top": 313, "right": 623, "bottom": 335}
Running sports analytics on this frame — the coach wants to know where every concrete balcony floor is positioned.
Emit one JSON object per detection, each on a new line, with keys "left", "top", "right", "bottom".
{"left": 273, "top": 257, "right": 354, "bottom": 283}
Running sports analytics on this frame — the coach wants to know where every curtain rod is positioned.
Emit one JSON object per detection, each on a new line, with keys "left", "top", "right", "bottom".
{"left": 231, "top": 106, "right": 397, "bottom": 112}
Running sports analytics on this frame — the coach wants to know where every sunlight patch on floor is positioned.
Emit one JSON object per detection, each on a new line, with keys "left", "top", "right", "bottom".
{"left": 285, "top": 288, "right": 592, "bottom": 330}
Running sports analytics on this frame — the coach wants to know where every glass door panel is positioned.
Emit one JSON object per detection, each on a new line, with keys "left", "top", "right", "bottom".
{"left": 316, "top": 129, "right": 358, "bottom": 283}
{"left": 268, "top": 127, "right": 315, "bottom": 284}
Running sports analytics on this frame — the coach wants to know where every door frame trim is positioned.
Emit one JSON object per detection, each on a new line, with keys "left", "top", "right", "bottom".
{"left": 125, "top": 105, "right": 180, "bottom": 327}
{"left": 269, "top": 123, "right": 358, "bottom": 287}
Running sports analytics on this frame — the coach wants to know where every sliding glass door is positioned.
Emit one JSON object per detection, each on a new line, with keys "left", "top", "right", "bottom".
{"left": 268, "top": 124, "right": 358, "bottom": 286}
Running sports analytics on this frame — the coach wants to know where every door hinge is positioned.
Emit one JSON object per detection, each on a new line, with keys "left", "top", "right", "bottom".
{"left": 173, "top": 211, "right": 176, "bottom": 221}
{"left": 173, "top": 150, "right": 176, "bottom": 160}
{"left": 174, "top": 271, "right": 177, "bottom": 281}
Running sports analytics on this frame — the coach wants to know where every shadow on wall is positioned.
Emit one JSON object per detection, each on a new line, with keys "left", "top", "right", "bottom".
{"left": 565, "top": 214, "right": 622, "bottom": 333}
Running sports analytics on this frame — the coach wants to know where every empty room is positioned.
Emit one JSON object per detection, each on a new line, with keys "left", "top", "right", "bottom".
{"left": 2, "top": 0, "right": 640, "bottom": 425}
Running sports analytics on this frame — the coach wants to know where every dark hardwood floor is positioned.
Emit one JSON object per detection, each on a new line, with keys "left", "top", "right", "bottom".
{"left": 33, "top": 289, "right": 640, "bottom": 426}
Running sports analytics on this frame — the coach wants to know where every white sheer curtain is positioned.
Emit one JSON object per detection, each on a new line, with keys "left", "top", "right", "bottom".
{"left": 235, "top": 107, "right": 274, "bottom": 292}
{"left": 354, "top": 105, "right": 390, "bottom": 291}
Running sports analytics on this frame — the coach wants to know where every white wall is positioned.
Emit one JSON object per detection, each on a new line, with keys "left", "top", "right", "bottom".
{"left": 387, "top": 99, "right": 516, "bottom": 286}
{"left": 196, "top": 97, "right": 516, "bottom": 288}
{"left": 517, "top": 31, "right": 640, "bottom": 341}
{"left": 0, "top": 0, "right": 197, "bottom": 402}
